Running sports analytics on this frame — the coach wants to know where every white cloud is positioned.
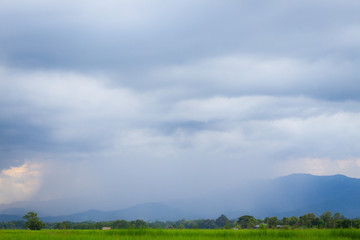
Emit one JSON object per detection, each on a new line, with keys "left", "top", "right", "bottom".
{"left": 0, "top": 162, "right": 43, "bottom": 204}
{"left": 0, "top": 67, "right": 151, "bottom": 144}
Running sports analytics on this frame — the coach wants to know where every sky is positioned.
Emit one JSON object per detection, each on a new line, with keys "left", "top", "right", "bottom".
{"left": 1, "top": 0, "right": 360, "bottom": 209}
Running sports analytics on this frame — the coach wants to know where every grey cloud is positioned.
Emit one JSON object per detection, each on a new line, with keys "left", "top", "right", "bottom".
{"left": 1, "top": 0, "right": 360, "bottom": 207}
{"left": 1, "top": 0, "right": 359, "bottom": 74}
{"left": 146, "top": 56, "right": 360, "bottom": 101}
{"left": 1, "top": 66, "right": 360, "bottom": 163}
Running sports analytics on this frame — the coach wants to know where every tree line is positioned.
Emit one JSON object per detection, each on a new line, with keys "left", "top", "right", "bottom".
{"left": 1, "top": 211, "right": 360, "bottom": 230}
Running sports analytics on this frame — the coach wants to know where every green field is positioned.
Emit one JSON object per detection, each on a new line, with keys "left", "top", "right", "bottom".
{"left": 1, "top": 229, "right": 360, "bottom": 240}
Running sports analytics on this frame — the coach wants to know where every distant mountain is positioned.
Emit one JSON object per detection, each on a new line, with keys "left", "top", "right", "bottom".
{"left": 0, "top": 214, "right": 23, "bottom": 222}
{"left": 164, "top": 174, "right": 360, "bottom": 219}
{"left": 41, "top": 202, "right": 197, "bottom": 222}
{"left": 0, "top": 208, "right": 28, "bottom": 222}
{"left": 0, "top": 208, "right": 29, "bottom": 216}
{"left": 265, "top": 174, "right": 360, "bottom": 218}
{"left": 0, "top": 198, "right": 99, "bottom": 217}
{"left": 217, "top": 173, "right": 360, "bottom": 219}
{"left": 1, "top": 174, "right": 360, "bottom": 222}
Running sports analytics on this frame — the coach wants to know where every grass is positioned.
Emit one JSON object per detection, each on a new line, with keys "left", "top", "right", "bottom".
{"left": 0, "top": 229, "right": 360, "bottom": 240}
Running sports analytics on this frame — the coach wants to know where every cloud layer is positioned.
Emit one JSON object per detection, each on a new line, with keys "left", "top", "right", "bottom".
{"left": 0, "top": 0, "right": 360, "bottom": 208}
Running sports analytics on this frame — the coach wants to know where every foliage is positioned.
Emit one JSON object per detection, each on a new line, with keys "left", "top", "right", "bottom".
{"left": 22, "top": 212, "right": 45, "bottom": 230}
{"left": 0, "top": 220, "right": 25, "bottom": 229}
{"left": 321, "top": 211, "right": 333, "bottom": 228}
{"left": 0, "top": 210, "right": 356, "bottom": 230}
{"left": 53, "top": 221, "right": 71, "bottom": 229}
{"left": 215, "top": 214, "right": 229, "bottom": 228}
{"left": 258, "top": 223, "right": 267, "bottom": 229}
{"left": 265, "top": 216, "right": 279, "bottom": 229}
{"left": 238, "top": 215, "right": 258, "bottom": 229}
{"left": 299, "top": 213, "right": 318, "bottom": 228}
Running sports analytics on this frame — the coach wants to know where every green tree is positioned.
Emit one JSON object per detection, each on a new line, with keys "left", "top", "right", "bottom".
{"left": 129, "top": 220, "right": 147, "bottom": 229}
{"left": 333, "top": 212, "right": 344, "bottom": 228}
{"left": 299, "top": 213, "right": 317, "bottom": 228}
{"left": 337, "top": 219, "right": 352, "bottom": 228}
{"left": 247, "top": 217, "right": 258, "bottom": 229}
{"left": 191, "top": 222, "right": 199, "bottom": 229}
{"left": 266, "top": 216, "right": 279, "bottom": 229}
{"left": 201, "top": 219, "right": 216, "bottom": 229}
{"left": 23, "top": 211, "right": 45, "bottom": 230}
{"left": 111, "top": 220, "right": 129, "bottom": 229}
{"left": 238, "top": 215, "right": 258, "bottom": 229}
{"left": 178, "top": 223, "right": 185, "bottom": 229}
{"left": 259, "top": 223, "right": 267, "bottom": 229}
{"left": 224, "top": 220, "right": 232, "bottom": 229}
{"left": 318, "top": 218, "right": 325, "bottom": 228}
{"left": 281, "top": 217, "right": 289, "bottom": 226}
{"left": 333, "top": 212, "right": 344, "bottom": 221}
{"left": 288, "top": 216, "right": 299, "bottom": 228}
{"left": 54, "top": 221, "right": 72, "bottom": 229}
{"left": 320, "top": 211, "right": 332, "bottom": 228}
{"left": 215, "top": 214, "right": 229, "bottom": 228}
{"left": 73, "top": 222, "right": 92, "bottom": 229}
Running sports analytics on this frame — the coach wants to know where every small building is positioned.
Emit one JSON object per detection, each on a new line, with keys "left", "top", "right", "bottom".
{"left": 102, "top": 227, "right": 111, "bottom": 230}
{"left": 254, "top": 224, "right": 267, "bottom": 229}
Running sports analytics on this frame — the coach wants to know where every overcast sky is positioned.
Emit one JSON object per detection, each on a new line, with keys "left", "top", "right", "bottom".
{"left": 1, "top": 0, "right": 360, "bottom": 209}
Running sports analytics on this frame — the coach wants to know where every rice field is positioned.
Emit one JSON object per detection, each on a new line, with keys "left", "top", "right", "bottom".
{"left": 1, "top": 229, "right": 360, "bottom": 240}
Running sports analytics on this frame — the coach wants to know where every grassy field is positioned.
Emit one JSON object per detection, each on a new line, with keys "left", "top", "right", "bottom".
{"left": 1, "top": 229, "right": 360, "bottom": 240}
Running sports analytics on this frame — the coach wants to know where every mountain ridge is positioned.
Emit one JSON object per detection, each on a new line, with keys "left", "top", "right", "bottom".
{"left": 1, "top": 173, "right": 359, "bottom": 222}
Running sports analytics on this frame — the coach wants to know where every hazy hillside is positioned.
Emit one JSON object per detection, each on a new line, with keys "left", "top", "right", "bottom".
{"left": 2, "top": 174, "right": 360, "bottom": 222}
{"left": 41, "top": 203, "right": 197, "bottom": 222}
{"left": 0, "top": 214, "right": 23, "bottom": 222}
{"left": 218, "top": 174, "right": 360, "bottom": 218}
{"left": 269, "top": 174, "right": 360, "bottom": 218}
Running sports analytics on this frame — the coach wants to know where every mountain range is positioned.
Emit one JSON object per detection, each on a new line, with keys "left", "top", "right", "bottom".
{"left": 1, "top": 174, "right": 359, "bottom": 222}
